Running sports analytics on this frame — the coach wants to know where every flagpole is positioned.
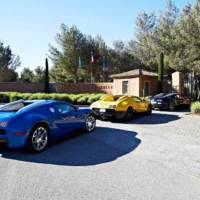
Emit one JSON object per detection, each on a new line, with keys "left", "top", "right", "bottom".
{"left": 90, "top": 51, "right": 94, "bottom": 83}
{"left": 91, "top": 62, "right": 93, "bottom": 83}
{"left": 103, "top": 56, "right": 108, "bottom": 82}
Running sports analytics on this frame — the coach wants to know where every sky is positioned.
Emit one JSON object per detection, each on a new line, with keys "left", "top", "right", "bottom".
{"left": 0, "top": 0, "right": 196, "bottom": 73}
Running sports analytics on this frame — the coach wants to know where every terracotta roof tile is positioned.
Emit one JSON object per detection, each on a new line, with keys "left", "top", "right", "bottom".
{"left": 111, "top": 69, "right": 157, "bottom": 79}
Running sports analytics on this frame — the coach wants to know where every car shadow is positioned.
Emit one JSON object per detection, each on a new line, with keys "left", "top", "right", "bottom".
{"left": 126, "top": 113, "right": 181, "bottom": 125}
{"left": 172, "top": 107, "right": 190, "bottom": 113}
{"left": 0, "top": 127, "right": 140, "bottom": 166}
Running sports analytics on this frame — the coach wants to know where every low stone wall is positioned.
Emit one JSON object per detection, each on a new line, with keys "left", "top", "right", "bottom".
{"left": 50, "top": 83, "right": 113, "bottom": 94}
{"left": 0, "top": 82, "right": 113, "bottom": 94}
{"left": 0, "top": 82, "right": 45, "bottom": 93}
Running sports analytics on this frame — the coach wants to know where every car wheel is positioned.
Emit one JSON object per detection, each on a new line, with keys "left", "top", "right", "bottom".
{"left": 169, "top": 101, "right": 176, "bottom": 111}
{"left": 27, "top": 124, "right": 49, "bottom": 153}
{"left": 124, "top": 107, "right": 134, "bottom": 121}
{"left": 85, "top": 115, "right": 96, "bottom": 132}
{"left": 146, "top": 105, "right": 152, "bottom": 115}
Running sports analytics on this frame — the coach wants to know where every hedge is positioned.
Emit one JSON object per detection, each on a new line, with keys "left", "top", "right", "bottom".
{"left": 191, "top": 101, "right": 200, "bottom": 115}
{"left": 0, "top": 92, "right": 108, "bottom": 105}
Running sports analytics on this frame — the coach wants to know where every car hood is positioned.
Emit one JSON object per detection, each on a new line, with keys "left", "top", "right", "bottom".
{"left": 0, "top": 112, "right": 16, "bottom": 128}
{"left": 90, "top": 101, "right": 118, "bottom": 109}
{"left": 151, "top": 96, "right": 163, "bottom": 101}
{"left": 151, "top": 97, "right": 164, "bottom": 104}
{"left": 0, "top": 112, "right": 16, "bottom": 121}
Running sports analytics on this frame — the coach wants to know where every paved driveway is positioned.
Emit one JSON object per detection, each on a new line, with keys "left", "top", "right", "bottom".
{"left": 0, "top": 110, "right": 200, "bottom": 200}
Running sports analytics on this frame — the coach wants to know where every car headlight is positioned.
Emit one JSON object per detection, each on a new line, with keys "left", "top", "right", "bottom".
{"left": 0, "top": 122, "right": 8, "bottom": 128}
{"left": 90, "top": 103, "right": 97, "bottom": 108}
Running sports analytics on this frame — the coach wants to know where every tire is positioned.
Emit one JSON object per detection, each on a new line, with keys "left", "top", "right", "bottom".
{"left": 169, "top": 101, "right": 176, "bottom": 111}
{"left": 146, "top": 105, "right": 152, "bottom": 115}
{"left": 85, "top": 115, "right": 96, "bottom": 132}
{"left": 124, "top": 107, "right": 134, "bottom": 121}
{"left": 27, "top": 124, "right": 50, "bottom": 153}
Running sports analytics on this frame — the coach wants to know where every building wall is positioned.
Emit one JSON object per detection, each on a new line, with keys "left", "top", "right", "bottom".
{"left": 0, "top": 79, "right": 171, "bottom": 96}
{"left": 140, "top": 76, "right": 158, "bottom": 97}
{"left": 0, "top": 82, "right": 113, "bottom": 94}
{"left": 172, "top": 72, "right": 184, "bottom": 94}
{"left": 129, "top": 78, "right": 140, "bottom": 96}
{"left": 113, "top": 76, "right": 163, "bottom": 97}
{"left": 113, "top": 79, "right": 123, "bottom": 95}
{"left": 113, "top": 77, "right": 140, "bottom": 96}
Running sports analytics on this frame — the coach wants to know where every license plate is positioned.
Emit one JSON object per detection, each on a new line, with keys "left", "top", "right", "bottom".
{"left": 100, "top": 109, "right": 106, "bottom": 113}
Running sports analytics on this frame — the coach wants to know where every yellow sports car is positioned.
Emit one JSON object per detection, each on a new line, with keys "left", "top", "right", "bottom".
{"left": 90, "top": 95, "right": 152, "bottom": 121}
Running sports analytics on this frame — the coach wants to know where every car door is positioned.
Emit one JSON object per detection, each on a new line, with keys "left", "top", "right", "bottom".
{"left": 52, "top": 103, "right": 82, "bottom": 139}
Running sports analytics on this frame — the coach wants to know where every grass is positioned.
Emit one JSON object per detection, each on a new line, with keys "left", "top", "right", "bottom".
{"left": 191, "top": 101, "right": 200, "bottom": 115}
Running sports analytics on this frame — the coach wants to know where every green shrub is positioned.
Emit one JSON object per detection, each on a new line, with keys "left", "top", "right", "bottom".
{"left": 0, "top": 92, "right": 106, "bottom": 105}
{"left": 76, "top": 96, "right": 89, "bottom": 105}
{"left": 87, "top": 94, "right": 104, "bottom": 104}
{"left": 52, "top": 94, "right": 73, "bottom": 103}
{"left": 9, "top": 92, "right": 18, "bottom": 102}
{"left": 0, "top": 93, "right": 9, "bottom": 102}
{"left": 191, "top": 101, "right": 200, "bottom": 114}
{"left": 20, "top": 93, "right": 32, "bottom": 100}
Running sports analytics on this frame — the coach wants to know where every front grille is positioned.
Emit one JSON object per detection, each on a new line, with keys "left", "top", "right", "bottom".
{"left": 106, "top": 109, "right": 115, "bottom": 114}
{"left": 92, "top": 108, "right": 99, "bottom": 112}
{"left": 92, "top": 108, "right": 115, "bottom": 116}
{"left": 0, "top": 129, "right": 6, "bottom": 135}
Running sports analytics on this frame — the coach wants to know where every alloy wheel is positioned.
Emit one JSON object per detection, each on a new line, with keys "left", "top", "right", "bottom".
{"left": 86, "top": 115, "right": 96, "bottom": 132}
{"left": 32, "top": 127, "right": 49, "bottom": 152}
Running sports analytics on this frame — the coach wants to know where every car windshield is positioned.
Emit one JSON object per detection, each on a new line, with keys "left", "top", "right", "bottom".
{"left": 132, "top": 96, "right": 142, "bottom": 102}
{"left": 0, "top": 100, "right": 33, "bottom": 112}
{"left": 154, "top": 93, "right": 165, "bottom": 98}
{"left": 163, "top": 93, "right": 177, "bottom": 98}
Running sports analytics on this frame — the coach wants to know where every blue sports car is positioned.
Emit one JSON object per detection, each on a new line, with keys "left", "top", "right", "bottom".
{"left": 0, "top": 100, "right": 96, "bottom": 152}
{"left": 150, "top": 93, "right": 190, "bottom": 111}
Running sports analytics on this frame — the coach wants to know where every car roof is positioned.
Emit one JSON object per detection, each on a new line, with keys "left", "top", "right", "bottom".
{"left": 18, "top": 99, "right": 71, "bottom": 112}
{"left": 24, "top": 99, "right": 56, "bottom": 104}
{"left": 23, "top": 99, "right": 71, "bottom": 106}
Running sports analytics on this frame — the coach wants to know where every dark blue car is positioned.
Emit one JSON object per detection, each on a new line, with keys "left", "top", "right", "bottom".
{"left": 0, "top": 100, "right": 96, "bottom": 152}
{"left": 151, "top": 93, "right": 190, "bottom": 111}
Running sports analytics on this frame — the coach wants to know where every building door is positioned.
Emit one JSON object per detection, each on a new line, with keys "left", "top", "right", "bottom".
{"left": 144, "top": 81, "right": 151, "bottom": 96}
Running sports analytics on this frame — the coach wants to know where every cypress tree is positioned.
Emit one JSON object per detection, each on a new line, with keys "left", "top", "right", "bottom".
{"left": 157, "top": 52, "right": 164, "bottom": 93}
{"left": 44, "top": 58, "right": 50, "bottom": 93}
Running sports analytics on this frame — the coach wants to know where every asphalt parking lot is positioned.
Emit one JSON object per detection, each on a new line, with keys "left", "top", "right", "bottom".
{"left": 0, "top": 110, "right": 200, "bottom": 200}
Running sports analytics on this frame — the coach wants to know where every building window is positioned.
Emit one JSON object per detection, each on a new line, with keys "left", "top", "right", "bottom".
{"left": 122, "top": 81, "right": 129, "bottom": 95}
{"left": 144, "top": 81, "right": 151, "bottom": 96}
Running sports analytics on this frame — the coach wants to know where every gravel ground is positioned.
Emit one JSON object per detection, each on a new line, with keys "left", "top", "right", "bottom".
{"left": 0, "top": 110, "right": 200, "bottom": 200}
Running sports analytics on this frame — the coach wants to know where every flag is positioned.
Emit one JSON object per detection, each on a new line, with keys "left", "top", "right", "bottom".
{"left": 91, "top": 51, "right": 94, "bottom": 64}
{"left": 103, "top": 56, "right": 108, "bottom": 72}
